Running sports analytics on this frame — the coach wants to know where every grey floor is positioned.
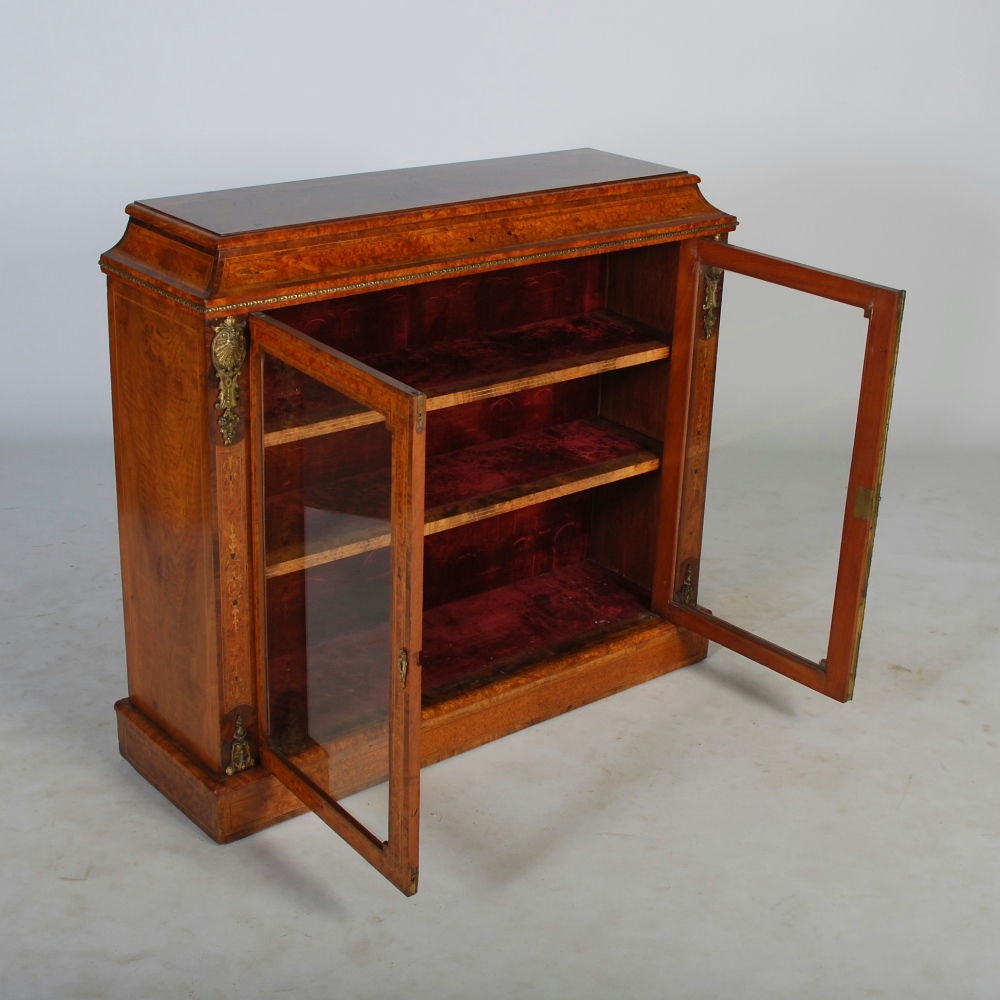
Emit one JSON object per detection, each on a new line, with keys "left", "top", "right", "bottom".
{"left": 2, "top": 439, "right": 998, "bottom": 1000}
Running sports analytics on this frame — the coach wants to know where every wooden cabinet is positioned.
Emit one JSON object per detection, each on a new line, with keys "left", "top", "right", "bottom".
{"left": 101, "top": 150, "right": 903, "bottom": 894}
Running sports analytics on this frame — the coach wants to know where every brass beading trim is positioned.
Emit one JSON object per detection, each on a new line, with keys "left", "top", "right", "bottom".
{"left": 103, "top": 220, "right": 735, "bottom": 316}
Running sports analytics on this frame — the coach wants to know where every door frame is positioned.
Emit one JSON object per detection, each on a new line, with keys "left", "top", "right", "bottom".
{"left": 653, "top": 238, "right": 904, "bottom": 702}
{"left": 248, "top": 313, "right": 426, "bottom": 895}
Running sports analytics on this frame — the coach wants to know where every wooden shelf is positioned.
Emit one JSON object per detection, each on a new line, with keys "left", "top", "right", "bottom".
{"left": 263, "top": 310, "right": 669, "bottom": 446}
{"left": 267, "top": 559, "right": 660, "bottom": 748}
{"left": 420, "top": 559, "right": 657, "bottom": 703}
{"left": 265, "top": 418, "right": 661, "bottom": 577}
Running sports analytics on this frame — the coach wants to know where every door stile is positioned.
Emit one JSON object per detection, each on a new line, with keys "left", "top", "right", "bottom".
{"left": 658, "top": 239, "right": 904, "bottom": 702}
{"left": 247, "top": 337, "right": 387, "bottom": 872}
{"left": 386, "top": 385, "right": 425, "bottom": 895}
{"left": 247, "top": 315, "right": 426, "bottom": 895}
{"left": 823, "top": 285, "right": 904, "bottom": 699}
{"left": 652, "top": 238, "right": 703, "bottom": 615}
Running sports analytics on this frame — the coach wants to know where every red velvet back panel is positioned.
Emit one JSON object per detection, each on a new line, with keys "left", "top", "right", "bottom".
{"left": 269, "top": 256, "right": 606, "bottom": 356}
{"left": 425, "top": 379, "right": 599, "bottom": 455}
{"left": 423, "top": 494, "right": 591, "bottom": 610}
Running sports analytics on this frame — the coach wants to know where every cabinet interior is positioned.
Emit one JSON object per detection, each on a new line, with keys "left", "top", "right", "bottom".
{"left": 259, "top": 244, "right": 679, "bottom": 773}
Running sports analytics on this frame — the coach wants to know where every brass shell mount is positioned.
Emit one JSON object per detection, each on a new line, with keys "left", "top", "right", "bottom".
{"left": 211, "top": 316, "right": 248, "bottom": 445}
{"left": 702, "top": 266, "right": 723, "bottom": 339}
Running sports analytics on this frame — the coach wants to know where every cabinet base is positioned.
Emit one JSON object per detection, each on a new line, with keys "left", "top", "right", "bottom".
{"left": 116, "top": 621, "right": 707, "bottom": 844}
{"left": 115, "top": 699, "right": 308, "bottom": 844}
{"left": 423, "top": 619, "right": 707, "bottom": 763}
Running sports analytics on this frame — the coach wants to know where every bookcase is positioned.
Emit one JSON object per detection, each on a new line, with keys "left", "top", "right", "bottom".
{"left": 101, "top": 150, "right": 903, "bottom": 894}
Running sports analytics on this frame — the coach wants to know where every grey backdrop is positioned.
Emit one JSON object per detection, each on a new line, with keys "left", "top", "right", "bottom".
{"left": 1, "top": 0, "right": 998, "bottom": 450}
{"left": 4, "top": 5, "right": 1000, "bottom": 998}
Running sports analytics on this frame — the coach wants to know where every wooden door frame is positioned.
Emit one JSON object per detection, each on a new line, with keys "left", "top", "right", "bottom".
{"left": 248, "top": 313, "right": 425, "bottom": 895}
{"left": 654, "top": 239, "right": 904, "bottom": 702}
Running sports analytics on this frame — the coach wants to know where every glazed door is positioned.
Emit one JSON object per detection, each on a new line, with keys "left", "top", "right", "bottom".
{"left": 656, "top": 239, "right": 904, "bottom": 702}
{"left": 249, "top": 313, "right": 425, "bottom": 895}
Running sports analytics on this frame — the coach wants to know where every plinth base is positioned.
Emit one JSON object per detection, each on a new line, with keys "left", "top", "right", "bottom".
{"left": 115, "top": 699, "right": 307, "bottom": 843}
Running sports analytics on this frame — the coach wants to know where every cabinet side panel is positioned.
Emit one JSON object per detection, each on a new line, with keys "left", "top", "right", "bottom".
{"left": 591, "top": 243, "right": 678, "bottom": 587}
{"left": 109, "top": 282, "right": 221, "bottom": 769}
{"left": 605, "top": 242, "right": 678, "bottom": 331}
{"left": 588, "top": 473, "right": 660, "bottom": 591}
{"left": 601, "top": 243, "right": 676, "bottom": 440}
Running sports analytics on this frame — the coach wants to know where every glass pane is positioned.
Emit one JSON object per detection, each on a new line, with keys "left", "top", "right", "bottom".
{"left": 263, "top": 355, "right": 393, "bottom": 842}
{"left": 697, "top": 271, "right": 868, "bottom": 660}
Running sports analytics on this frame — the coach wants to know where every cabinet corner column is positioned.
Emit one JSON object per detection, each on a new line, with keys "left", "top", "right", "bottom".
{"left": 208, "top": 315, "right": 259, "bottom": 776}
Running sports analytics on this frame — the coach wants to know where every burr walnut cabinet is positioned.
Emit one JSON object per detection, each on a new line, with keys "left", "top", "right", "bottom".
{"left": 101, "top": 150, "right": 904, "bottom": 895}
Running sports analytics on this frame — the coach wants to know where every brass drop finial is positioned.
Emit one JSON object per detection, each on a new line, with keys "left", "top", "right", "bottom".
{"left": 225, "top": 715, "right": 255, "bottom": 776}
{"left": 211, "top": 317, "right": 248, "bottom": 445}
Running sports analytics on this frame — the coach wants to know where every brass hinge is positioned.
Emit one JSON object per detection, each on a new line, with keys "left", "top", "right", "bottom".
{"left": 398, "top": 648, "right": 409, "bottom": 689}
{"left": 702, "top": 267, "right": 723, "bottom": 339}
{"left": 853, "top": 486, "right": 878, "bottom": 522}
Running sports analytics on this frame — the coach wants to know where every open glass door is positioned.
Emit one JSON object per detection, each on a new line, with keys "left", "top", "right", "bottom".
{"left": 248, "top": 313, "right": 425, "bottom": 895}
{"left": 655, "top": 239, "right": 904, "bottom": 702}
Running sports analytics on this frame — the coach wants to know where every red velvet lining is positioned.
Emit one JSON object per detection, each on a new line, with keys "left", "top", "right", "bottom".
{"left": 267, "top": 558, "right": 655, "bottom": 745}
{"left": 270, "top": 256, "right": 606, "bottom": 359}
{"left": 425, "top": 379, "right": 598, "bottom": 455}
{"left": 262, "top": 310, "right": 662, "bottom": 434}
{"left": 266, "top": 419, "right": 650, "bottom": 553}
{"left": 424, "top": 418, "right": 646, "bottom": 509}
{"left": 355, "top": 311, "right": 661, "bottom": 392}
{"left": 422, "top": 495, "right": 591, "bottom": 610}
{"left": 421, "top": 560, "right": 653, "bottom": 696}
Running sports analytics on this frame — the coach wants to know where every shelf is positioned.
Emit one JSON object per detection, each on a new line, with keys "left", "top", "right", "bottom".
{"left": 265, "top": 418, "right": 661, "bottom": 577}
{"left": 263, "top": 310, "right": 669, "bottom": 446}
{"left": 267, "top": 559, "right": 660, "bottom": 746}
{"left": 420, "top": 560, "right": 657, "bottom": 702}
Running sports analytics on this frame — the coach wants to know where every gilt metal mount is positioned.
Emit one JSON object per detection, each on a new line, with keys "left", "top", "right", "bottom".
{"left": 676, "top": 564, "right": 696, "bottom": 606}
{"left": 853, "top": 486, "right": 877, "bottom": 522}
{"left": 702, "top": 266, "right": 723, "bottom": 339}
{"left": 398, "top": 648, "right": 409, "bottom": 689}
{"left": 225, "top": 715, "right": 255, "bottom": 776}
{"left": 211, "top": 316, "right": 248, "bottom": 445}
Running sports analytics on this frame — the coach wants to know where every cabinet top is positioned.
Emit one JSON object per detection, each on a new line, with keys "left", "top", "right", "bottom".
{"left": 136, "top": 149, "right": 684, "bottom": 236}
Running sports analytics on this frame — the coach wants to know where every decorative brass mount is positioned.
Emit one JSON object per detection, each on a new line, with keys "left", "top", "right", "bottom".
{"left": 853, "top": 486, "right": 877, "bottom": 522}
{"left": 676, "top": 564, "right": 696, "bottom": 606}
{"left": 211, "top": 316, "right": 248, "bottom": 445}
{"left": 225, "top": 715, "right": 255, "bottom": 776}
{"left": 702, "top": 266, "right": 723, "bottom": 339}
{"left": 398, "top": 648, "right": 409, "bottom": 689}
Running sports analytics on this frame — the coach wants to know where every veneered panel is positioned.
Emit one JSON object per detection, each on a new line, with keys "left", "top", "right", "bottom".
{"left": 139, "top": 149, "right": 684, "bottom": 235}
{"left": 109, "top": 284, "right": 220, "bottom": 769}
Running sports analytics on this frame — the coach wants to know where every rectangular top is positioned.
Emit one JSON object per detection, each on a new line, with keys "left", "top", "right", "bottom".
{"left": 137, "top": 149, "right": 683, "bottom": 236}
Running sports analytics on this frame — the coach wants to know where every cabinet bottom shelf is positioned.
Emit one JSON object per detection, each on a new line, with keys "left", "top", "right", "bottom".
{"left": 115, "top": 601, "right": 706, "bottom": 845}
{"left": 267, "top": 581, "right": 705, "bottom": 805}
{"left": 421, "top": 559, "right": 656, "bottom": 704}
{"left": 270, "top": 561, "right": 670, "bottom": 756}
